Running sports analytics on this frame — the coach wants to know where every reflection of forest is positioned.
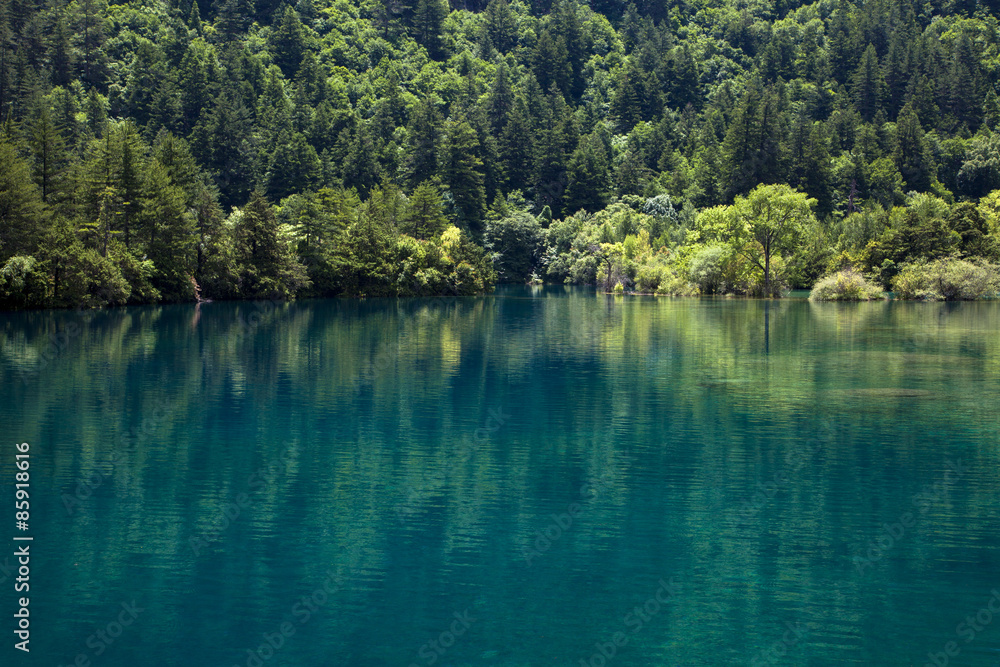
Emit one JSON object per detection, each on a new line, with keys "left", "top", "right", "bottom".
{"left": 4, "top": 291, "right": 1000, "bottom": 664}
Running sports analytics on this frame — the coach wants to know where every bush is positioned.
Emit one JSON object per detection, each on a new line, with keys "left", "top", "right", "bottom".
{"left": 634, "top": 264, "right": 662, "bottom": 292}
{"left": 484, "top": 211, "right": 543, "bottom": 283}
{"left": 809, "top": 269, "right": 885, "bottom": 301}
{"left": 891, "top": 257, "right": 1000, "bottom": 300}
{"left": 688, "top": 246, "right": 727, "bottom": 294}
{"left": 0, "top": 255, "right": 48, "bottom": 308}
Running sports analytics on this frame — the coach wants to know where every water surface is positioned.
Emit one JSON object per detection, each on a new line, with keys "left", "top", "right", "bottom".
{"left": 3, "top": 287, "right": 1000, "bottom": 666}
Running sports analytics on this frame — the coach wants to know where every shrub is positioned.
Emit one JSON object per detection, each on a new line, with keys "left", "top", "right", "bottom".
{"left": 655, "top": 269, "right": 699, "bottom": 296}
{"left": 892, "top": 257, "right": 1000, "bottom": 300}
{"left": 634, "top": 264, "right": 662, "bottom": 292}
{"left": 809, "top": 269, "right": 885, "bottom": 301}
{"left": 688, "top": 245, "right": 727, "bottom": 294}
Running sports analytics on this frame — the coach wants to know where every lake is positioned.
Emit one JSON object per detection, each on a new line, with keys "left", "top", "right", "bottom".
{"left": 3, "top": 286, "right": 1000, "bottom": 666}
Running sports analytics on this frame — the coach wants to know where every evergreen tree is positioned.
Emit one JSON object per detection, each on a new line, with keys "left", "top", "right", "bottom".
{"left": 267, "top": 131, "right": 321, "bottom": 200}
{"left": 27, "top": 101, "right": 69, "bottom": 206}
{"left": 232, "top": 191, "right": 309, "bottom": 298}
{"left": 500, "top": 97, "right": 533, "bottom": 194}
{"left": 564, "top": 131, "right": 611, "bottom": 214}
{"left": 404, "top": 180, "right": 448, "bottom": 239}
{"left": 270, "top": 6, "right": 308, "bottom": 79}
{"left": 343, "top": 123, "right": 380, "bottom": 198}
{"left": 141, "top": 159, "right": 197, "bottom": 301}
{"left": 413, "top": 0, "right": 448, "bottom": 60}
{"left": 439, "top": 117, "right": 486, "bottom": 232}
{"left": 721, "top": 79, "right": 787, "bottom": 200}
{"left": 894, "top": 104, "right": 935, "bottom": 192}
{"left": 851, "top": 44, "right": 886, "bottom": 122}
{"left": 404, "top": 94, "right": 442, "bottom": 189}
{"left": 0, "top": 136, "right": 46, "bottom": 258}
{"left": 483, "top": 0, "right": 517, "bottom": 54}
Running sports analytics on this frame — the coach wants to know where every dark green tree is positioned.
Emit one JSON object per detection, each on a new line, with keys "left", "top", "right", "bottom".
{"left": 404, "top": 180, "right": 448, "bottom": 239}
{"left": 413, "top": 0, "right": 448, "bottom": 60}
{"left": 439, "top": 117, "right": 486, "bottom": 232}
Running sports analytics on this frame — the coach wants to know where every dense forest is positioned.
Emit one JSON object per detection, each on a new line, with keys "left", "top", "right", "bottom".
{"left": 1, "top": 0, "right": 1000, "bottom": 307}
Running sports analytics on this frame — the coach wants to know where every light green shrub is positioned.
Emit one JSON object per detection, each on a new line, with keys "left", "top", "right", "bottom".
{"left": 892, "top": 257, "right": 1000, "bottom": 300}
{"left": 809, "top": 269, "right": 885, "bottom": 301}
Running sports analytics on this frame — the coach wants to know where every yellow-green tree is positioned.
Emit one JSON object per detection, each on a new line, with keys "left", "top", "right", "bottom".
{"left": 725, "top": 184, "right": 817, "bottom": 297}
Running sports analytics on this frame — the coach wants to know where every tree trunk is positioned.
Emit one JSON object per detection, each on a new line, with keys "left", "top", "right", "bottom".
{"left": 764, "top": 241, "right": 771, "bottom": 296}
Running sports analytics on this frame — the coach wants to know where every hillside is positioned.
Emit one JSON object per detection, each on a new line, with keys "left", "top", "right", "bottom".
{"left": 1, "top": 0, "right": 999, "bottom": 306}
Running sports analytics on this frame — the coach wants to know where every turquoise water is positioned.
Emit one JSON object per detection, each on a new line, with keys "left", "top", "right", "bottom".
{"left": 3, "top": 287, "right": 1000, "bottom": 666}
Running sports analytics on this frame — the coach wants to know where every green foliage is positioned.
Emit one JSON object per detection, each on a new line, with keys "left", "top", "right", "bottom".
{"left": 4, "top": 0, "right": 1000, "bottom": 309}
{"left": 892, "top": 257, "right": 1000, "bottom": 301}
{"left": 484, "top": 210, "right": 543, "bottom": 283}
{"left": 688, "top": 245, "right": 728, "bottom": 295}
{"left": 809, "top": 269, "right": 884, "bottom": 301}
{"left": 725, "top": 184, "right": 817, "bottom": 296}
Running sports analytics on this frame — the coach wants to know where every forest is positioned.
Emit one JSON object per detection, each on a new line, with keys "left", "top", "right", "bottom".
{"left": 1, "top": 0, "right": 1000, "bottom": 307}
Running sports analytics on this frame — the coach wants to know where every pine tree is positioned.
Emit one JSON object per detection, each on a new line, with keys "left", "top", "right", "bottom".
{"left": 564, "top": 131, "right": 611, "bottom": 215}
{"left": 267, "top": 131, "right": 321, "bottom": 200}
{"left": 894, "top": 104, "right": 934, "bottom": 192}
{"left": 343, "top": 123, "right": 380, "bottom": 198}
{"left": 483, "top": 0, "right": 517, "bottom": 54}
{"left": 27, "top": 101, "right": 69, "bottom": 206}
{"left": 404, "top": 94, "right": 442, "bottom": 189}
{"left": 486, "top": 60, "right": 514, "bottom": 134}
{"left": 500, "top": 97, "right": 532, "bottom": 193}
{"left": 983, "top": 89, "right": 1000, "bottom": 131}
{"left": 270, "top": 6, "right": 307, "bottom": 79}
{"left": 116, "top": 120, "right": 146, "bottom": 250}
{"left": 850, "top": 45, "right": 886, "bottom": 123}
{"left": 141, "top": 159, "right": 196, "bottom": 301}
{"left": 413, "top": 0, "right": 448, "bottom": 60}
{"left": 404, "top": 180, "right": 448, "bottom": 239}
{"left": 439, "top": 117, "right": 486, "bottom": 232}
{"left": 720, "top": 79, "right": 787, "bottom": 200}
{"left": 0, "top": 135, "right": 46, "bottom": 258}
{"left": 233, "top": 191, "right": 308, "bottom": 298}
{"left": 531, "top": 30, "right": 570, "bottom": 98}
